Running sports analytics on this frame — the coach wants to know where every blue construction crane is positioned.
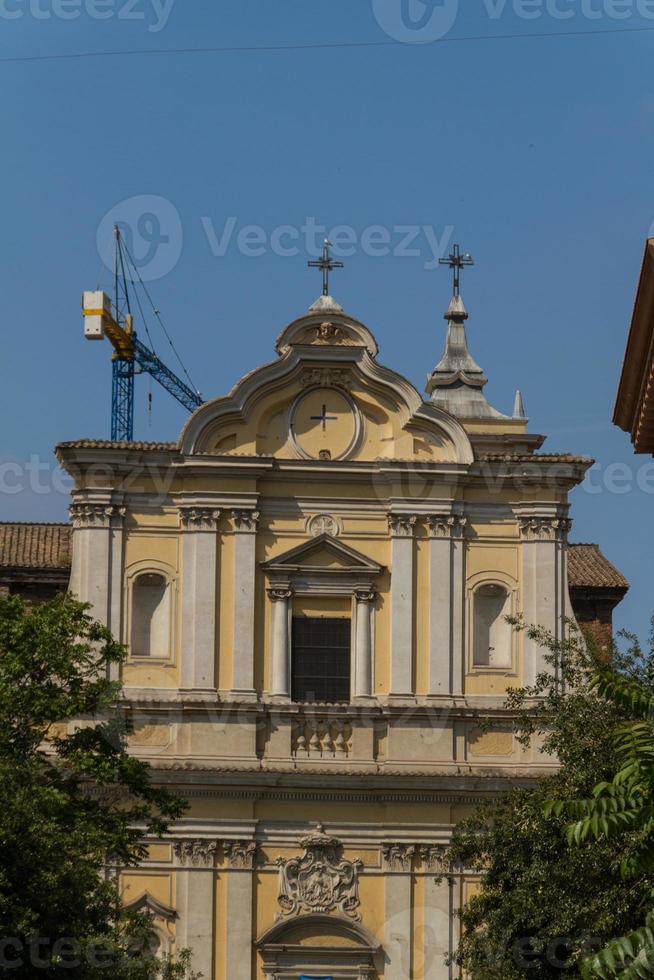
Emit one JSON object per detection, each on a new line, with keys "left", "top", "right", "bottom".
{"left": 82, "top": 226, "right": 203, "bottom": 441}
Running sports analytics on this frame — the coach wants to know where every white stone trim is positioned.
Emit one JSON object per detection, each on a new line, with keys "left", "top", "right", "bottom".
{"left": 389, "top": 515, "right": 416, "bottom": 697}
{"left": 178, "top": 507, "right": 220, "bottom": 691}
{"left": 230, "top": 509, "right": 260, "bottom": 696}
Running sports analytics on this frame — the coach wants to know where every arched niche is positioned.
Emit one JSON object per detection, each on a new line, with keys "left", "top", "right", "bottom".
{"left": 256, "top": 912, "right": 381, "bottom": 980}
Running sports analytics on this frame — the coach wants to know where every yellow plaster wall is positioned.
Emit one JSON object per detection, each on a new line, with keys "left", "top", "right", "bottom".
{"left": 464, "top": 537, "right": 522, "bottom": 695}
{"left": 122, "top": 531, "right": 181, "bottom": 689}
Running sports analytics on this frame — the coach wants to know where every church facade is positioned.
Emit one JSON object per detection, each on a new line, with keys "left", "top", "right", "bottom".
{"left": 56, "top": 279, "right": 592, "bottom": 980}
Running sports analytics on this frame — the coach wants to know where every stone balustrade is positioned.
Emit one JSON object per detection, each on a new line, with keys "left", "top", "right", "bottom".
{"left": 291, "top": 712, "right": 353, "bottom": 757}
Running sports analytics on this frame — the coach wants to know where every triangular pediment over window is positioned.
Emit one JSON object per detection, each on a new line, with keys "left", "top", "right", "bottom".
{"left": 262, "top": 534, "right": 383, "bottom": 576}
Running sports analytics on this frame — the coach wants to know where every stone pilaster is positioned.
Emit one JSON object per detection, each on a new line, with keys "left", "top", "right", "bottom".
{"left": 518, "top": 512, "right": 571, "bottom": 685}
{"left": 421, "top": 846, "right": 451, "bottom": 980}
{"left": 179, "top": 507, "right": 220, "bottom": 691}
{"left": 230, "top": 510, "right": 260, "bottom": 698}
{"left": 382, "top": 844, "right": 415, "bottom": 980}
{"left": 225, "top": 840, "right": 257, "bottom": 980}
{"left": 427, "top": 513, "right": 466, "bottom": 696}
{"left": 173, "top": 839, "right": 217, "bottom": 980}
{"left": 388, "top": 514, "right": 417, "bottom": 698}
{"left": 70, "top": 500, "right": 126, "bottom": 681}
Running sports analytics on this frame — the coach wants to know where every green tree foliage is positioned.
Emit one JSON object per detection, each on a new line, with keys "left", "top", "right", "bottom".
{"left": 444, "top": 621, "right": 654, "bottom": 978}
{"left": 0, "top": 592, "right": 200, "bottom": 979}
{"left": 546, "top": 654, "right": 654, "bottom": 978}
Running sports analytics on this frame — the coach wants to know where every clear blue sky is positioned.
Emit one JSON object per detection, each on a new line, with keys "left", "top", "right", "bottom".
{"left": 2, "top": 1, "right": 653, "bottom": 641}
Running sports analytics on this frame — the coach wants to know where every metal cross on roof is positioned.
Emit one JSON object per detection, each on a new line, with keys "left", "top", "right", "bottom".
{"left": 308, "top": 239, "right": 344, "bottom": 296}
{"left": 439, "top": 243, "right": 474, "bottom": 297}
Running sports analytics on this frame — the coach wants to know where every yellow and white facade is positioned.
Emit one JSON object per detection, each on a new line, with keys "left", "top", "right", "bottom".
{"left": 57, "top": 289, "right": 591, "bottom": 980}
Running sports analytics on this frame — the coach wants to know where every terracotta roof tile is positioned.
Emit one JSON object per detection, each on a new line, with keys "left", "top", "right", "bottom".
{"left": 0, "top": 523, "right": 72, "bottom": 569}
{"left": 57, "top": 440, "right": 176, "bottom": 451}
{"left": 568, "top": 543, "right": 629, "bottom": 590}
{"left": 477, "top": 453, "right": 593, "bottom": 464}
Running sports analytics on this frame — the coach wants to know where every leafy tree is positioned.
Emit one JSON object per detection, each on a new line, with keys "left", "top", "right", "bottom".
{"left": 0, "top": 592, "right": 200, "bottom": 979}
{"left": 546, "top": 663, "right": 654, "bottom": 978}
{"left": 443, "top": 621, "right": 654, "bottom": 978}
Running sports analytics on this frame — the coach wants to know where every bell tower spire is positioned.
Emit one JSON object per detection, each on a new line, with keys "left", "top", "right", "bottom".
{"left": 426, "top": 244, "right": 508, "bottom": 419}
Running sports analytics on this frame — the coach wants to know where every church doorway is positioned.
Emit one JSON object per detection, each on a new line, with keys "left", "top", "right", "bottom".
{"left": 256, "top": 912, "right": 380, "bottom": 980}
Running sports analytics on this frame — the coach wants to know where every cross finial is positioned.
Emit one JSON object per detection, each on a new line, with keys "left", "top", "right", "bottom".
{"left": 439, "top": 243, "right": 474, "bottom": 298}
{"left": 308, "top": 239, "right": 344, "bottom": 296}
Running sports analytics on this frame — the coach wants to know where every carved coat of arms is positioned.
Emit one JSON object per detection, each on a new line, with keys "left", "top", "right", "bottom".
{"left": 276, "top": 824, "right": 363, "bottom": 920}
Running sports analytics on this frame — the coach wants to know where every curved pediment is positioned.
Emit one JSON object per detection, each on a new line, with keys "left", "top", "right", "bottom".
{"left": 178, "top": 310, "right": 473, "bottom": 465}
{"left": 256, "top": 912, "right": 381, "bottom": 952}
{"left": 275, "top": 310, "right": 378, "bottom": 357}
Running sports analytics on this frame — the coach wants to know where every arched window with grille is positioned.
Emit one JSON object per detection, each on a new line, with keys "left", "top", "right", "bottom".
{"left": 472, "top": 583, "right": 512, "bottom": 668}
{"left": 130, "top": 572, "right": 171, "bottom": 660}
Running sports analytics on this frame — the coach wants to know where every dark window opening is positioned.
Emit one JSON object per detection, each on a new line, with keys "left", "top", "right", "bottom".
{"left": 291, "top": 616, "right": 351, "bottom": 703}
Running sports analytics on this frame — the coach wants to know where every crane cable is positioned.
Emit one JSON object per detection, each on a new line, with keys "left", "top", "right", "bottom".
{"left": 120, "top": 237, "right": 202, "bottom": 399}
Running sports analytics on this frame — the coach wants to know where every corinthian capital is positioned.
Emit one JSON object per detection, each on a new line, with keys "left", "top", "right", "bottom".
{"left": 178, "top": 507, "right": 221, "bottom": 532}
{"left": 382, "top": 843, "right": 415, "bottom": 872}
{"left": 420, "top": 844, "right": 448, "bottom": 872}
{"left": 173, "top": 839, "right": 218, "bottom": 868}
{"left": 427, "top": 513, "right": 467, "bottom": 539}
{"left": 224, "top": 840, "right": 258, "bottom": 869}
{"left": 69, "top": 503, "right": 125, "bottom": 529}
{"left": 388, "top": 514, "right": 417, "bottom": 538}
{"left": 232, "top": 509, "right": 261, "bottom": 533}
{"left": 519, "top": 514, "right": 571, "bottom": 542}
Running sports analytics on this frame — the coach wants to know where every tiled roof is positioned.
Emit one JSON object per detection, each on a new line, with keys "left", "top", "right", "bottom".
{"left": 477, "top": 453, "right": 593, "bottom": 464}
{"left": 0, "top": 523, "right": 72, "bottom": 569}
{"left": 57, "top": 440, "right": 176, "bottom": 451}
{"left": 568, "top": 543, "right": 629, "bottom": 591}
